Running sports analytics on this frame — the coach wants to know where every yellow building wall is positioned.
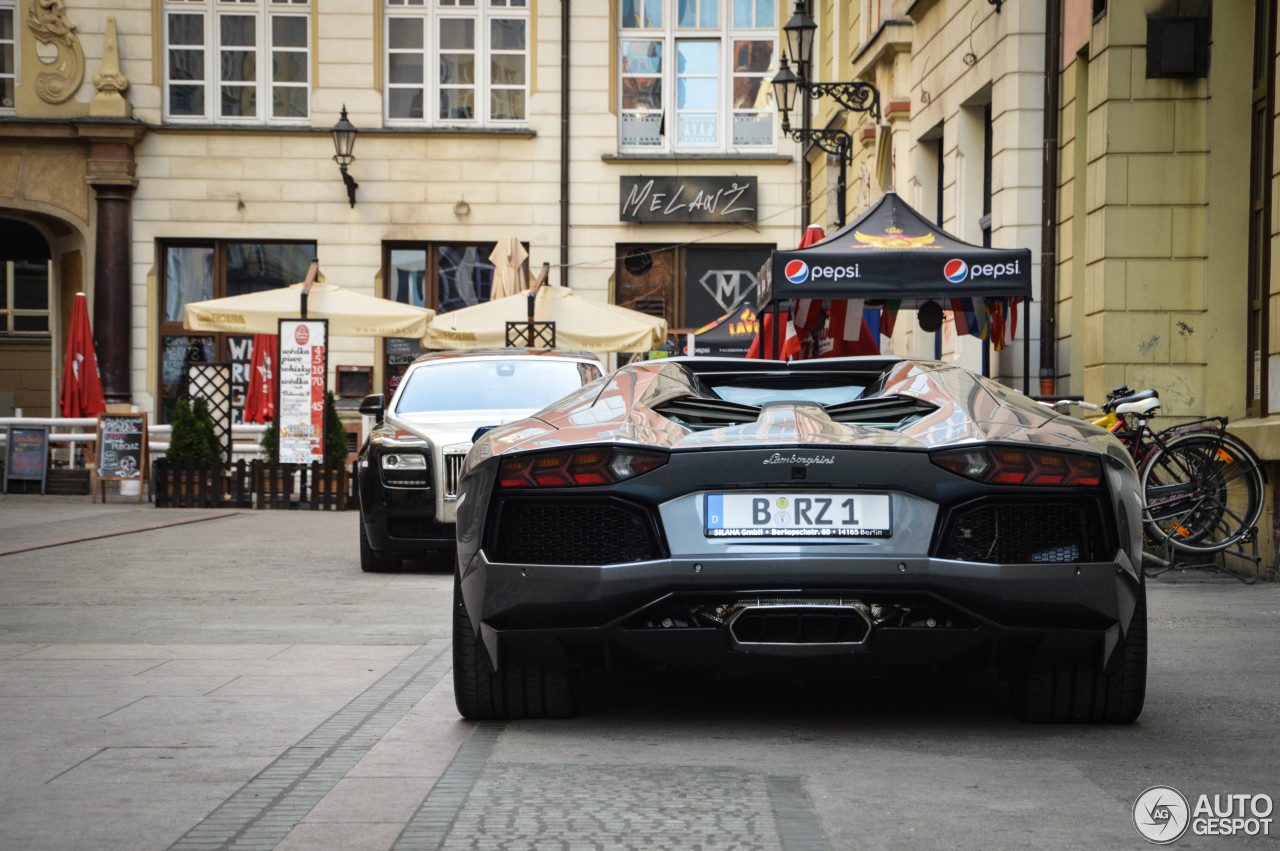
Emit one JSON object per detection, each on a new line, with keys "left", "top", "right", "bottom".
{"left": 1080, "top": 1, "right": 1250, "bottom": 424}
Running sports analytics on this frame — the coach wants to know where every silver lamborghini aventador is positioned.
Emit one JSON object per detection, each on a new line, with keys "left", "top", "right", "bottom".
{"left": 452, "top": 356, "right": 1146, "bottom": 723}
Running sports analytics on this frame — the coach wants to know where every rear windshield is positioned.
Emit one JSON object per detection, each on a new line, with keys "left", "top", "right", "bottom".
{"left": 705, "top": 374, "right": 873, "bottom": 407}
{"left": 396, "top": 359, "right": 599, "bottom": 413}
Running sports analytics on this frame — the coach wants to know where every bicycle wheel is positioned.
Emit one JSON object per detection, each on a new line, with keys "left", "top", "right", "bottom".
{"left": 1140, "top": 431, "right": 1265, "bottom": 553}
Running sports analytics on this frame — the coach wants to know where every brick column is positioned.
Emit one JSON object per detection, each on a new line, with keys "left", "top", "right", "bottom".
{"left": 78, "top": 125, "right": 141, "bottom": 405}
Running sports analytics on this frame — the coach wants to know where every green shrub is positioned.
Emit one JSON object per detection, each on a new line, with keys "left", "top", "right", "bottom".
{"left": 325, "top": 391, "right": 350, "bottom": 468}
{"left": 168, "top": 398, "right": 222, "bottom": 466}
{"left": 259, "top": 418, "right": 277, "bottom": 460}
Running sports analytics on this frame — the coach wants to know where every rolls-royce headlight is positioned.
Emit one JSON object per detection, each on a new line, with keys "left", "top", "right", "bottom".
{"left": 380, "top": 452, "right": 430, "bottom": 487}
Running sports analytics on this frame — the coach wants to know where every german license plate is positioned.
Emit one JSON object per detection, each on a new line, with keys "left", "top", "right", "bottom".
{"left": 704, "top": 492, "right": 891, "bottom": 538}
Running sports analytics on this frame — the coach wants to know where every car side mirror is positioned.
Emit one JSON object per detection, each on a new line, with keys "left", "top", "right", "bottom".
{"left": 358, "top": 393, "right": 385, "bottom": 421}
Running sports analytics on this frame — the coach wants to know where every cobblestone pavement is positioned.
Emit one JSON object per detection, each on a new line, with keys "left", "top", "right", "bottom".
{"left": 1, "top": 493, "right": 1279, "bottom": 849}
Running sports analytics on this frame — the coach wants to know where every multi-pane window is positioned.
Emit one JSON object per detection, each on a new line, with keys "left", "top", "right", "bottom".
{"left": 158, "top": 241, "right": 315, "bottom": 422}
{"left": 0, "top": 261, "right": 50, "bottom": 335}
{"left": 163, "top": 0, "right": 310, "bottom": 123}
{"left": 385, "top": 0, "right": 530, "bottom": 126}
{"left": 382, "top": 241, "right": 515, "bottom": 395}
{"left": 619, "top": 0, "right": 777, "bottom": 152}
{"left": 0, "top": 3, "right": 15, "bottom": 112}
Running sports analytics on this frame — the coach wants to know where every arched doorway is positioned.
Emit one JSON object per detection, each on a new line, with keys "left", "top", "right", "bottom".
{"left": 0, "top": 214, "right": 87, "bottom": 417}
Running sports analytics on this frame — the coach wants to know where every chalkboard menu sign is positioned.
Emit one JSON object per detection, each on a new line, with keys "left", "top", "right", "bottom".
{"left": 3, "top": 425, "right": 49, "bottom": 494}
{"left": 96, "top": 414, "right": 148, "bottom": 481}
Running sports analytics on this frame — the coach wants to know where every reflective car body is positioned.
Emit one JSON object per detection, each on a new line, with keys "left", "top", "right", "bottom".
{"left": 453, "top": 356, "right": 1147, "bottom": 722}
{"left": 356, "top": 349, "right": 603, "bottom": 570}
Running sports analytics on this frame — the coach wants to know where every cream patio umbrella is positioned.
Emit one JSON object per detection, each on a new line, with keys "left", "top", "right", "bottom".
{"left": 424, "top": 284, "right": 667, "bottom": 353}
{"left": 488, "top": 237, "right": 529, "bottom": 300}
{"left": 184, "top": 281, "right": 435, "bottom": 337}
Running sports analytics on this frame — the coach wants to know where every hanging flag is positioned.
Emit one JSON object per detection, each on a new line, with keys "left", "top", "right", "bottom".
{"left": 989, "top": 299, "right": 1007, "bottom": 351}
{"left": 972, "top": 300, "right": 989, "bottom": 340}
{"left": 792, "top": 298, "right": 824, "bottom": 333}
{"left": 746, "top": 311, "right": 802, "bottom": 361}
{"left": 879, "top": 300, "right": 901, "bottom": 338}
{"left": 949, "top": 298, "right": 971, "bottom": 337}
{"left": 828, "top": 299, "right": 866, "bottom": 342}
{"left": 820, "top": 301, "right": 879, "bottom": 356}
{"left": 243, "top": 334, "right": 277, "bottom": 424}
{"left": 59, "top": 292, "right": 106, "bottom": 418}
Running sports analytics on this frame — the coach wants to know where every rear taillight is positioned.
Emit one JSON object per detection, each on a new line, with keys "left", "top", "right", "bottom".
{"left": 499, "top": 448, "right": 667, "bottom": 488}
{"left": 931, "top": 447, "right": 1101, "bottom": 486}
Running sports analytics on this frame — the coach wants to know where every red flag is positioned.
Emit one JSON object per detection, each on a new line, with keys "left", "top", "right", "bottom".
{"left": 879, "top": 300, "right": 901, "bottom": 339}
{"left": 243, "top": 334, "right": 277, "bottom": 424}
{"left": 746, "top": 311, "right": 802, "bottom": 360}
{"left": 59, "top": 293, "right": 105, "bottom": 417}
{"left": 819, "top": 306, "right": 880, "bottom": 356}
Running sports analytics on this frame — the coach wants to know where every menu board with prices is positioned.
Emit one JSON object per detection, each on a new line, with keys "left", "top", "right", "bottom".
{"left": 276, "top": 319, "right": 328, "bottom": 465}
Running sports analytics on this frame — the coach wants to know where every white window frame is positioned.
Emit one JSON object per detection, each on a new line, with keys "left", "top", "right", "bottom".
{"left": 618, "top": 0, "right": 778, "bottom": 155}
{"left": 0, "top": 1, "right": 17, "bottom": 115}
{"left": 162, "top": 0, "right": 311, "bottom": 125}
{"left": 384, "top": 0, "right": 531, "bottom": 128}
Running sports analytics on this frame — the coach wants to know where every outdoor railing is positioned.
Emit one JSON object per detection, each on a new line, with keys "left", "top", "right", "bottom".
{"left": 0, "top": 417, "right": 269, "bottom": 461}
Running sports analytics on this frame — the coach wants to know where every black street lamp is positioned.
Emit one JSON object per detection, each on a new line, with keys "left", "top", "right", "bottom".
{"left": 331, "top": 105, "right": 359, "bottom": 207}
{"left": 772, "top": 1, "right": 881, "bottom": 227}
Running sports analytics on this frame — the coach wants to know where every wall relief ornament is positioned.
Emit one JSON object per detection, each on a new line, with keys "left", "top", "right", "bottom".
{"left": 28, "top": 0, "right": 85, "bottom": 105}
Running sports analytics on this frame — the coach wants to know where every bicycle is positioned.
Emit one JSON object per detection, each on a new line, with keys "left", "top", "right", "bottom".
{"left": 1045, "top": 387, "right": 1266, "bottom": 562}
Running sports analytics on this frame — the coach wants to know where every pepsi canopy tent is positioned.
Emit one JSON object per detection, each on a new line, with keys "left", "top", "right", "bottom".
{"left": 757, "top": 191, "right": 1033, "bottom": 310}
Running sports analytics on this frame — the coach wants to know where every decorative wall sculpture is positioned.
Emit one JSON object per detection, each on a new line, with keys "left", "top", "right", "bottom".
{"left": 28, "top": 0, "right": 85, "bottom": 105}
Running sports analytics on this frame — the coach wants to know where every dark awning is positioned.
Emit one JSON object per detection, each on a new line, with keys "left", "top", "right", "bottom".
{"left": 758, "top": 191, "right": 1032, "bottom": 310}
{"left": 687, "top": 299, "right": 758, "bottom": 357}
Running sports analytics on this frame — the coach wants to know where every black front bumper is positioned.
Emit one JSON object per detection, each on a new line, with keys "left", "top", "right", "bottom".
{"left": 459, "top": 550, "right": 1143, "bottom": 676}
{"left": 358, "top": 472, "right": 455, "bottom": 557}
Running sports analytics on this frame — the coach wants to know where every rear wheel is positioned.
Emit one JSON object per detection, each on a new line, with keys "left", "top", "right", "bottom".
{"left": 452, "top": 573, "right": 578, "bottom": 720}
{"left": 1141, "top": 432, "right": 1264, "bottom": 553}
{"left": 1012, "top": 590, "right": 1146, "bottom": 724}
{"left": 358, "top": 518, "right": 401, "bottom": 573}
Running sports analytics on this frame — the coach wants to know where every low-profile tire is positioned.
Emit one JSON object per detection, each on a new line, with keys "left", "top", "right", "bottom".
{"left": 358, "top": 518, "right": 401, "bottom": 573}
{"left": 452, "top": 573, "right": 579, "bottom": 720}
{"left": 1012, "top": 590, "right": 1147, "bottom": 724}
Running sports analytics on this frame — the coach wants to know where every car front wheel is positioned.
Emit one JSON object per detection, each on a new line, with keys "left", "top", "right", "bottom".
{"left": 1012, "top": 590, "right": 1147, "bottom": 724}
{"left": 358, "top": 518, "right": 401, "bottom": 573}
{"left": 452, "top": 573, "right": 578, "bottom": 720}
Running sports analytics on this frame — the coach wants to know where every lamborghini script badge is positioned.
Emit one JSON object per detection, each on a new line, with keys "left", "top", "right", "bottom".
{"left": 763, "top": 453, "right": 836, "bottom": 466}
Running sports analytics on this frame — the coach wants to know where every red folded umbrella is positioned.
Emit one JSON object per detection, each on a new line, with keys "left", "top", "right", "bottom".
{"left": 60, "top": 292, "right": 106, "bottom": 418}
{"left": 243, "top": 334, "right": 277, "bottom": 424}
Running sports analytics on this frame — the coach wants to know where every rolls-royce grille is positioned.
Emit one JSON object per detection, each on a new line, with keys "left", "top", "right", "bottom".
{"left": 491, "top": 498, "right": 660, "bottom": 565}
{"left": 940, "top": 501, "right": 1098, "bottom": 564}
{"left": 444, "top": 453, "right": 466, "bottom": 497}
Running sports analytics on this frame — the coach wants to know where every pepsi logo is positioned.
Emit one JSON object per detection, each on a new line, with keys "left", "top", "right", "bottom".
{"left": 944, "top": 259, "right": 969, "bottom": 283}
{"left": 785, "top": 260, "right": 809, "bottom": 284}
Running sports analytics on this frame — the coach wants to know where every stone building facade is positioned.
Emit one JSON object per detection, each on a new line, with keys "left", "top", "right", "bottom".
{"left": 0, "top": 0, "right": 800, "bottom": 421}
